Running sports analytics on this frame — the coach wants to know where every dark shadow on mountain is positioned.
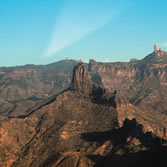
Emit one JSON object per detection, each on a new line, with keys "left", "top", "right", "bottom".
{"left": 87, "top": 147, "right": 167, "bottom": 167}
{"left": 81, "top": 118, "right": 164, "bottom": 148}
{"left": 91, "top": 74, "right": 102, "bottom": 85}
{"left": 90, "top": 85, "right": 117, "bottom": 108}
{"left": 81, "top": 118, "right": 167, "bottom": 167}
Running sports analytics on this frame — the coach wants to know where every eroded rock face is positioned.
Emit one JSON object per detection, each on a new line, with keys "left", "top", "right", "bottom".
{"left": 71, "top": 63, "right": 92, "bottom": 94}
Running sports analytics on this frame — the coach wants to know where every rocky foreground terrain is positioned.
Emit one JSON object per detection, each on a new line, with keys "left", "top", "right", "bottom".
{"left": 1, "top": 59, "right": 167, "bottom": 166}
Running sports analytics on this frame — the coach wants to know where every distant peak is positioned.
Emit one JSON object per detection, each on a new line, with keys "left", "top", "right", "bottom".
{"left": 153, "top": 44, "right": 167, "bottom": 57}
{"left": 154, "top": 44, "right": 165, "bottom": 54}
{"left": 154, "top": 44, "right": 159, "bottom": 53}
{"left": 142, "top": 45, "right": 167, "bottom": 63}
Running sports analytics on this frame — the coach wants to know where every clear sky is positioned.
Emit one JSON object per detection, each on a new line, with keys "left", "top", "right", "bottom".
{"left": 0, "top": 0, "right": 167, "bottom": 66}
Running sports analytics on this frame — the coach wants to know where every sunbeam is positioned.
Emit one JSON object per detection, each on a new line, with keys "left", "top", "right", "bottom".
{"left": 44, "top": 0, "right": 119, "bottom": 58}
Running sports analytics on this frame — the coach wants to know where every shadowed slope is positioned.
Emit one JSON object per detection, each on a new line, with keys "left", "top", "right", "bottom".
{"left": 82, "top": 118, "right": 167, "bottom": 167}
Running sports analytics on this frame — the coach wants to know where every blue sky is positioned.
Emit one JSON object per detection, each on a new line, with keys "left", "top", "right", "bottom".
{"left": 0, "top": 0, "right": 167, "bottom": 66}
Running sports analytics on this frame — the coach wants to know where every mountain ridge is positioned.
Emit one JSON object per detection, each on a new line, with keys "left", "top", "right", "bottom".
{"left": 1, "top": 45, "right": 167, "bottom": 117}
{"left": 89, "top": 45, "right": 167, "bottom": 114}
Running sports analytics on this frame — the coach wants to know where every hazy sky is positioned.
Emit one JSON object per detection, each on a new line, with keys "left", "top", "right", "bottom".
{"left": 0, "top": 0, "right": 167, "bottom": 66}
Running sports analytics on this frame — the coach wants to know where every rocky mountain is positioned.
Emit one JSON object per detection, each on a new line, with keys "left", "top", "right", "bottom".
{"left": 89, "top": 45, "right": 167, "bottom": 114}
{"left": 1, "top": 63, "right": 167, "bottom": 167}
{"left": 0, "top": 60, "right": 79, "bottom": 116}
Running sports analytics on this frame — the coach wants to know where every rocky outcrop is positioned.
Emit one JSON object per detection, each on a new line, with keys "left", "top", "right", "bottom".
{"left": 154, "top": 44, "right": 159, "bottom": 53}
{"left": 71, "top": 63, "right": 92, "bottom": 94}
{"left": 71, "top": 62, "right": 118, "bottom": 108}
{"left": 142, "top": 45, "right": 167, "bottom": 63}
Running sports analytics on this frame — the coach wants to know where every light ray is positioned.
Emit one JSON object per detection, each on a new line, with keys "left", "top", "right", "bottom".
{"left": 44, "top": 1, "right": 119, "bottom": 58}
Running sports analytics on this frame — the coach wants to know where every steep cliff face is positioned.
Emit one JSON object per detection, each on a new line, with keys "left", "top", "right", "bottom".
{"left": 89, "top": 46, "right": 167, "bottom": 113}
{"left": 71, "top": 63, "right": 92, "bottom": 94}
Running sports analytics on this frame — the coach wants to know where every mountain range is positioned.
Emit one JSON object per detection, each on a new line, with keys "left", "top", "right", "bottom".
{"left": 1, "top": 45, "right": 167, "bottom": 166}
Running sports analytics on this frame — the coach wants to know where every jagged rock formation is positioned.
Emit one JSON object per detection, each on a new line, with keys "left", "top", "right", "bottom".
{"left": 0, "top": 63, "right": 167, "bottom": 167}
{"left": 71, "top": 63, "right": 92, "bottom": 94}
{"left": 154, "top": 44, "right": 159, "bottom": 53}
{"left": 142, "top": 45, "right": 167, "bottom": 63}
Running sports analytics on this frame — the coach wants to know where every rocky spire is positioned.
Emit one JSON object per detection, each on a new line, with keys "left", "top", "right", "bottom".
{"left": 71, "top": 63, "right": 92, "bottom": 94}
{"left": 71, "top": 63, "right": 119, "bottom": 108}
{"left": 154, "top": 44, "right": 159, "bottom": 53}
